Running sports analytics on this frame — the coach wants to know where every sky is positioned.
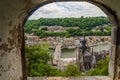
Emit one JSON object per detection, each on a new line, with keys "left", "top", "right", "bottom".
{"left": 29, "top": 2, "right": 106, "bottom": 20}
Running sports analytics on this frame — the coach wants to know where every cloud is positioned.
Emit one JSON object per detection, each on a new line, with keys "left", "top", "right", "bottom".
{"left": 29, "top": 2, "right": 106, "bottom": 20}
{"left": 55, "top": 2, "right": 84, "bottom": 11}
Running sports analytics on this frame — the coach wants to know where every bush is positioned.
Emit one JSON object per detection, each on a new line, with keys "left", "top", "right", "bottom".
{"left": 86, "top": 56, "right": 109, "bottom": 76}
{"left": 100, "top": 65, "right": 108, "bottom": 75}
{"left": 87, "top": 68, "right": 100, "bottom": 76}
{"left": 25, "top": 43, "right": 67, "bottom": 76}
{"left": 64, "top": 64, "right": 80, "bottom": 76}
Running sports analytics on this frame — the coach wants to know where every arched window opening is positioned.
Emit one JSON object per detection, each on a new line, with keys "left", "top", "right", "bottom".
{"left": 24, "top": 1, "right": 112, "bottom": 79}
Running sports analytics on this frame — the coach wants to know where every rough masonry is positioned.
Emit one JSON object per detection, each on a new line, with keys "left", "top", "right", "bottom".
{"left": 0, "top": 0, "right": 120, "bottom": 80}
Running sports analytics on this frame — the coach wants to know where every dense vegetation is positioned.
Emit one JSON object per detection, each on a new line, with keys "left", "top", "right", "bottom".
{"left": 32, "top": 25, "right": 111, "bottom": 38}
{"left": 24, "top": 16, "right": 110, "bottom": 33}
{"left": 25, "top": 43, "right": 109, "bottom": 76}
{"left": 25, "top": 43, "right": 62, "bottom": 76}
{"left": 25, "top": 43, "right": 79, "bottom": 76}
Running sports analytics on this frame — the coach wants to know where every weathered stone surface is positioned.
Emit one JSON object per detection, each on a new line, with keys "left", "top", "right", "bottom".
{"left": 0, "top": 0, "right": 120, "bottom": 80}
{"left": 111, "top": 27, "right": 117, "bottom": 45}
{"left": 109, "top": 44, "right": 116, "bottom": 77}
{"left": 28, "top": 76, "right": 110, "bottom": 80}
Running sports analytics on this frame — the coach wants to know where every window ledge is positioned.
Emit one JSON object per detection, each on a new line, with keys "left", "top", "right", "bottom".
{"left": 28, "top": 76, "right": 111, "bottom": 80}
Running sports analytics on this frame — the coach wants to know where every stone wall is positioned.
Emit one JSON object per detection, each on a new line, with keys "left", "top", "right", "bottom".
{"left": 27, "top": 76, "right": 110, "bottom": 80}
{"left": 0, "top": 0, "right": 120, "bottom": 80}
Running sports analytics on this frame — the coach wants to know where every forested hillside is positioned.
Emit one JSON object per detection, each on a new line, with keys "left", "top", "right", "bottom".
{"left": 24, "top": 16, "right": 110, "bottom": 33}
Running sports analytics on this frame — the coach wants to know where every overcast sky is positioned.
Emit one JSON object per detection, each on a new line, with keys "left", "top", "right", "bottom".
{"left": 29, "top": 2, "right": 106, "bottom": 20}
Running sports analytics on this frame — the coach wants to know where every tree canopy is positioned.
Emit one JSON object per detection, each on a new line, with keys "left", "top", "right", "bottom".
{"left": 24, "top": 17, "right": 110, "bottom": 33}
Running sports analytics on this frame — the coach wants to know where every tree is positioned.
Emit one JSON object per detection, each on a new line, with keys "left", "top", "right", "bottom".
{"left": 41, "top": 27, "right": 48, "bottom": 31}
{"left": 24, "top": 17, "right": 110, "bottom": 34}
{"left": 25, "top": 43, "right": 53, "bottom": 76}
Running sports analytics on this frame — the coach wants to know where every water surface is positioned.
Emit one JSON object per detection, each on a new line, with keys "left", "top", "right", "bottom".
{"left": 61, "top": 48, "right": 76, "bottom": 58}
{"left": 61, "top": 44, "right": 110, "bottom": 58}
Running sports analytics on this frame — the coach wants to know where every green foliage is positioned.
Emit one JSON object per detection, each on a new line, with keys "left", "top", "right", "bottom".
{"left": 30, "top": 64, "right": 64, "bottom": 76}
{"left": 24, "top": 20, "right": 39, "bottom": 33}
{"left": 100, "top": 66, "right": 108, "bottom": 75}
{"left": 32, "top": 28, "right": 68, "bottom": 38}
{"left": 64, "top": 64, "right": 80, "bottom": 76}
{"left": 41, "top": 27, "right": 48, "bottom": 31}
{"left": 66, "top": 28, "right": 81, "bottom": 36}
{"left": 24, "top": 17, "right": 110, "bottom": 33}
{"left": 86, "top": 68, "right": 101, "bottom": 76}
{"left": 32, "top": 26, "right": 111, "bottom": 38}
{"left": 25, "top": 43, "right": 109, "bottom": 76}
{"left": 26, "top": 43, "right": 54, "bottom": 76}
{"left": 86, "top": 56, "right": 109, "bottom": 76}
{"left": 24, "top": 17, "right": 111, "bottom": 37}
{"left": 25, "top": 43, "right": 51, "bottom": 63}
{"left": 25, "top": 43, "right": 80, "bottom": 77}
{"left": 44, "top": 32, "right": 68, "bottom": 37}
{"left": 25, "top": 43, "right": 66, "bottom": 76}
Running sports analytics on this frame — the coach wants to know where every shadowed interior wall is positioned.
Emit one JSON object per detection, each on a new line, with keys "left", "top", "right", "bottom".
{"left": 0, "top": 0, "right": 120, "bottom": 80}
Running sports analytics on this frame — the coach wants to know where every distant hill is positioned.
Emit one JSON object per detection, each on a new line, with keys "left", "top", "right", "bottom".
{"left": 24, "top": 16, "right": 110, "bottom": 33}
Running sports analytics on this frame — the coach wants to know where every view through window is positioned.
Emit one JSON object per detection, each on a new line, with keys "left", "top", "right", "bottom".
{"left": 24, "top": 2, "right": 111, "bottom": 77}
